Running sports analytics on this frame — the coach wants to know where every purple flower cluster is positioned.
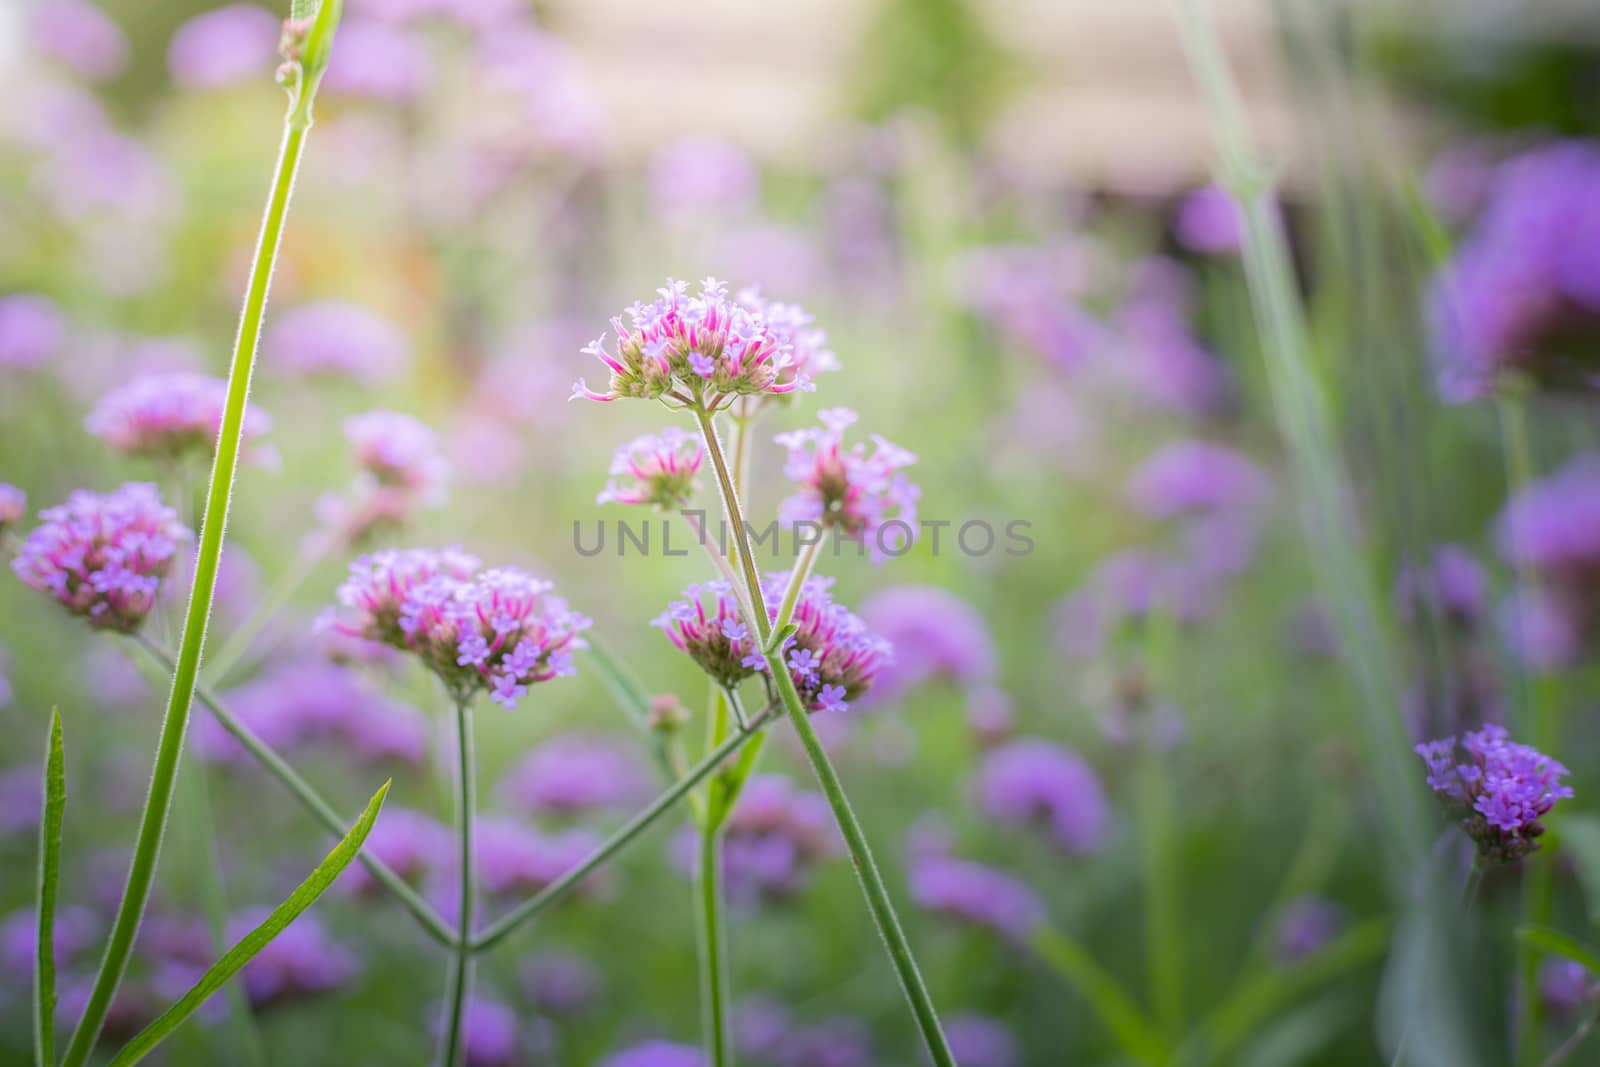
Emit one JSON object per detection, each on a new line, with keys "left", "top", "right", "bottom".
{"left": 653, "top": 573, "right": 891, "bottom": 713}
{"left": 857, "top": 584, "right": 996, "bottom": 706}
{"left": 1428, "top": 141, "right": 1600, "bottom": 401}
{"left": 428, "top": 995, "right": 523, "bottom": 1067}
{"left": 1416, "top": 724, "right": 1573, "bottom": 863}
{"left": 1174, "top": 185, "right": 1243, "bottom": 255}
{"left": 945, "top": 1015, "right": 1019, "bottom": 1067}
{"left": 596, "top": 428, "right": 704, "bottom": 509}
{"left": 1125, "top": 439, "right": 1269, "bottom": 522}
{"left": 908, "top": 853, "right": 1043, "bottom": 943}
{"left": 340, "top": 807, "right": 451, "bottom": 895}
{"left": 601, "top": 1041, "right": 706, "bottom": 1067}
{"left": 1498, "top": 453, "right": 1600, "bottom": 667}
{"left": 11, "top": 483, "right": 190, "bottom": 631}
{"left": 471, "top": 818, "right": 604, "bottom": 898}
{"left": 498, "top": 733, "right": 654, "bottom": 817}
{"left": 1396, "top": 544, "right": 1487, "bottom": 631}
{"left": 85, "top": 372, "right": 275, "bottom": 467}
{"left": 263, "top": 301, "right": 410, "bottom": 384}
{"left": 167, "top": 4, "right": 279, "bottom": 90}
{"left": 347, "top": 410, "right": 451, "bottom": 498}
{"left": 573, "top": 278, "right": 809, "bottom": 408}
{"left": 331, "top": 547, "right": 589, "bottom": 710}
{"left": 0, "top": 294, "right": 66, "bottom": 370}
{"left": 974, "top": 739, "right": 1110, "bottom": 854}
{"left": 194, "top": 662, "right": 429, "bottom": 767}
{"left": 776, "top": 408, "right": 919, "bottom": 561}
{"left": 29, "top": 0, "right": 129, "bottom": 83}
{"left": 732, "top": 289, "right": 838, "bottom": 412}
{"left": 676, "top": 776, "right": 838, "bottom": 904}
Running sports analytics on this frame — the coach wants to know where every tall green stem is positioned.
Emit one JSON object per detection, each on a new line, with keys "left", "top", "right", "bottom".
{"left": 133, "top": 636, "right": 456, "bottom": 947}
{"left": 472, "top": 711, "right": 773, "bottom": 952}
{"left": 438, "top": 703, "right": 476, "bottom": 1067}
{"left": 694, "top": 409, "right": 770, "bottom": 641}
{"left": 62, "top": 110, "right": 313, "bottom": 1067}
{"left": 763, "top": 646, "right": 955, "bottom": 1067}
{"left": 697, "top": 821, "right": 734, "bottom": 1066}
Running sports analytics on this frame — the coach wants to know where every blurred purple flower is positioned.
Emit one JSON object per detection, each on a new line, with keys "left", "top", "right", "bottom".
{"left": 318, "top": 19, "right": 433, "bottom": 103}
{"left": 1498, "top": 453, "right": 1600, "bottom": 666}
{"left": 0, "top": 294, "right": 66, "bottom": 370}
{"left": 776, "top": 408, "right": 920, "bottom": 562}
{"left": 228, "top": 910, "right": 358, "bottom": 1007}
{"left": 966, "top": 687, "right": 1016, "bottom": 747}
{"left": 858, "top": 585, "right": 997, "bottom": 704}
{"left": 909, "top": 854, "right": 1042, "bottom": 942}
{"left": 11, "top": 483, "right": 190, "bottom": 632}
{"left": 655, "top": 573, "right": 891, "bottom": 713}
{"left": 1428, "top": 141, "right": 1600, "bottom": 401}
{"left": 2, "top": 905, "right": 99, "bottom": 975}
{"left": 263, "top": 301, "right": 410, "bottom": 383}
{"left": 471, "top": 818, "right": 603, "bottom": 898}
{"left": 429, "top": 995, "right": 521, "bottom": 1067}
{"left": 29, "top": 0, "right": 129, "bottom": 83}
{"left": 1109, "top": 263, "right": 1233, "bottom": 418}
{"left": 944, "top": 1014, "right": 1018, "bottom": 1067}
{"left": 347, "top": 410, "right": 450, "bottom": 499}
{"left": 674, "top": 776, "right": 838, "bottom": 905}
{"left": 86, "top": 372, "right": 275, "bottom": 467}
{"left": 1541, "top": 959, "right": 1596, "bottom": 1016}
{"left": 523, "top": 952, "right": 602, "bottom": 1018}
{"left": 168, "top": 4, "right": 280, "bottom": 89}
{"left": 1272, "top": 896, "right": 1345, "bottom": 964}
{"left": 498, "top": 733, "right": 653, "bottom": 817}
{"left": 597, "top": 429, "right": 704, "bottom": 510}
{"left": 975, "top": 739, "right": 1109, "bottom": 854}
{"left": 0, "top": 766, "right": 45, "bottom": 837}
{"left": 1056, "top": 549, "right": 1219, "bottom": 657}
{"left": 1174, "top": 185, "right": 1243, "bottom": 254}
{"left": 331, "top": 548, "right": 588, "bottom": 711}
{"left": 1126, "top": 439, "right": 1270, "bottom": 522}
{"left": 1416, "top": 723, "right": 1572, "bottom": 864}
{"left": 1396, "top": 544, "right": 1487, "bottom": 631}
{"left": 37, "top": 129, "right": 177, "bottom": 223}
{"left": 650, "top": 136, "right": 758, "bottom": 222}
{"left": 601, "top": 1041, "right": 706, "bottom": 1067}
{"left": 779, "top": 1017, "right": 874, "bottom": 1067}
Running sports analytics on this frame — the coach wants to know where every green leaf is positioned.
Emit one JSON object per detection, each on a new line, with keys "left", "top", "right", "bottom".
{"left": 1032, "top": 926, "right": 1168, "bottom": 1066}
{"left": 1238, "top": 995, "right": 1356, "bottom": 1067}
{"left": 35, "top": 708, "right": 65, "bottom": 1067}
{"left": 105, "top": 780, "right": 390, "bottom": 1067}
{"left": 1516, "top": 925, "right": 1600, "bottom": 976}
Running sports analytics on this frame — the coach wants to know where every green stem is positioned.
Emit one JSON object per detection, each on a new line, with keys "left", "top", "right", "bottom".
{"left": 1138, "top": 744, "right": 1183, "bottom": 1040}
{"left": 694, "top": 408, "right": 771, "bottom": 642}
{"left": 697, "top": 821, "right": 734, "bottom": 1066}
{"left": 133, "top": 636, "right": 456, "bottom": 946}
{"left": 771, "top": 539, "right": 822, "bottom": 639}
{"left": 437, "top": 703, "right": 476, "bottom": 1067}
{"left": 62, "top": 116, "right": 312, "bottom": 1067}
{"left": 763, "top": 645, "right": 955, "bottom": 1067}
{"left": 471, "top": 712, "right": 773, "bottom": 953}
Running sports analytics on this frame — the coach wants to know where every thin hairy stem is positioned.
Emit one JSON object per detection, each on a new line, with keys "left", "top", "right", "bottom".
{"left": 131, "top": 637, "right": 456, "bottom": 946}
{"left": 471, "top": 710, "right": 774, "bottom": 952}
{"left": 697, "top": 820, "right": 734, "bottom": 1066}
{"left": 762, "top": 645, "right": 955, "bottom": 1066}
{"left": 694, "top": 408, "right": 771, "bottom": 642}
{"left": 771, "top": 538, "right": 822, "bottom": 638}
{"left": 437, "top": 703, "right": 476, "bottom": 1067}
{"left": 62, "top": 111, "right": 313, "bottom": 1067}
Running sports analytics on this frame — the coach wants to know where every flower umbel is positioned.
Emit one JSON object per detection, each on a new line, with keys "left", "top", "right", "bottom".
{"left": 85, "top": 372, "right": 275, "bottom": 467}
{"left": 776, "top": 408, "right": 919, "bottom": 561}
{"left": 596, "top": 428, "right": 703, "bottom": 510}
{"left": 11, "top": 483, "right": 191, "bottom": 631}
{"left": 653, "top": 572, "right": 890, "bottom": 712}
{"left": 1416, "top": 723, "right": 1573, "bottom": 864}
{"left": 331, "top": 547, "right": 589, "bottom": 710}
{"left": 573, "top": 277, "right": 808, "bottom": 409}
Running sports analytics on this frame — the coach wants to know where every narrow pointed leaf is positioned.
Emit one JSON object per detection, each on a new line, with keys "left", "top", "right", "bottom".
{"left": 1517, "top": 925, "right": 1600, "bottom": 976}
{"left": 35, "top": 708, "right": 65, "bottom": 1067}
{"left": 1031, "top": 925, "right": 1167, "bottom": 1066}
{"left": 105, "top": 781, "right": 390, "bottom": 1066}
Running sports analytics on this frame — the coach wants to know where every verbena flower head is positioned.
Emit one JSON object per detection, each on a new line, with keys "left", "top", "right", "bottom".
{"left": 345, "top": 410, "right": 450, "bottom": 500}
{"left": 11, "top": 484, "right": 190, "bottom": 632}
{"left": 573, "top": 277, "right": 807, "bottom": 409}
{"left": 974, "top": 739, "right": 1110, "bottom": 854}
{"left": 1416, "top": 724, "right": 1573, "bottom": 864}
{"left": 0, "top": 294, "right": 66, "bottom": 370}
{"left": 776, "top": 408, "right": 920, "bottom": 561}
{"left": 731, "top": 289, "right": 837, "bottom": 414}
{"left": 596, "top": 428, "right": 703, "bottom": 510}
{"left": 653, "top": 573, "right": 891, "bottom": 712}
{"left": 908, "top": 853, "right": 1042, "bottom": 943}
{"left": 858, "top": 584, "right": 996, "bottom": 706}
{"left": 85, "top": 372, "right": 275, "bottom": 467}
{"left": 0, "top": 484, "right": 26, "bottom": 534}
{"left": 332, "top": 548, "right": 589, "bottom": 710}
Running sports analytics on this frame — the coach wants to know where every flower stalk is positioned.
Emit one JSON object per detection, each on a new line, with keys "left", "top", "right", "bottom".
{"left": 437, "top": 702, "right": 476, "bottom": 1067}
{"left": 60, "top": 5, "right": 341, "bottom": 1056}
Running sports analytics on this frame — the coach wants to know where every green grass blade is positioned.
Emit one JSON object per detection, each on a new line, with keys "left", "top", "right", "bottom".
{"left": 1516, "top": 925, "right": 1600, "bottom": 976}
{"left": 1032, "top": 925, "right": 1168, "bottom": 1067}
{"left": 104, "top": 781, "right": 390, "bottom": 1067}
{"left": 35, "top": 708, "right": 65, "bottom": 1067}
